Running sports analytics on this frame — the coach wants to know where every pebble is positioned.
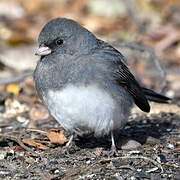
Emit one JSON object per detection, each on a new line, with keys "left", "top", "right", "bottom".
{"left": 159, "top": 154, "right": 168, "bottom": 163}
{"left": 167, "top": 143, "right": 175, "bottom": 149}
{"left": 166, "top": 128, "right": 173, "bottom": 132}
{"left": 135, "top": 172, "right": 151, "bottom": 178}
{"left": 146, "top": 136, "right": 160, "bottom": 145}
{"left": 130, "top": 176, "right": 136, "bottom": 180}
{"left": 120, "top": 140, "right": 142, "bottom": 150}
{"left": 54, "top": 169, "right": 60, "bottom": 174}
{"left": 166, "top": 90, "right": 175, "bottom": 98}
{"left": 114, "top": 173, "right": 124, "bottom": 180}
{"left": 0, "top": 151, "right": 7, "bottom": 160}
{"left": 86, "top": 160, "right": 91, "bottom": 164}
{"left": 146, "top": 167, "right": 159, "bottom": 173}
{"left": 0, "top": 170, "right": 10, "bottom": 175}
{"left": 25, "top": 157, "right": 36, "bottom": 164}
{"left": 48, "top": 161, "right": 58, "bottom": 165}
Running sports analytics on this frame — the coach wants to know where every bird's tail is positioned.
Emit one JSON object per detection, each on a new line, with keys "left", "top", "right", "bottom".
{"left": 142, "top": 87, "right": 171, "bottom": 103}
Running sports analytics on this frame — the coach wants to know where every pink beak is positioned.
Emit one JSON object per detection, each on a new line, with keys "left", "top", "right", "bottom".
{"left": 35, "top": 46, "right": 52, "bottom": 56}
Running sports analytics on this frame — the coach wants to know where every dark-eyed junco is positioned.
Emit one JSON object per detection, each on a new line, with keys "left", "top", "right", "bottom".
{"left": 34, "top": 18, "right": 170, "bottom": 154}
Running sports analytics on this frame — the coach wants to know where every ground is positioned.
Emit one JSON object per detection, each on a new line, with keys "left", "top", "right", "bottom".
{"left": 0, "top": 0, "right": 180, "bottom": 179}
{"left": 0, "top": 101, "right": 179, "bottom": 180}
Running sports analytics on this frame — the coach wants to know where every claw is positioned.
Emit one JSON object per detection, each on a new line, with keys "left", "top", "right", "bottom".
{"left": 110, "top": 131, "right": 118, "bottom": 156}
{"left": 65, "top": 134, "right": 74, "bottom": 148}
{"left": 62, "top": 134, "right": 74, "bottom": 154}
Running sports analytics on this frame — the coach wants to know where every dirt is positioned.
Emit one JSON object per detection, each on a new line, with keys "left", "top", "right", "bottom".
{"left": 0, "top": 103, "right": 179, "bottom": 180}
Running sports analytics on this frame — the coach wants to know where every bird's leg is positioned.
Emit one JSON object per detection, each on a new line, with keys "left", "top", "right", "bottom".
{"left": 62, "top": 134, "right": 74, "bottom": 154}
{"left": 110, "top": 131, "right": 118, "bottom": 156}
{"left": 66, "top": 134, "right": 74, "bottom": 148}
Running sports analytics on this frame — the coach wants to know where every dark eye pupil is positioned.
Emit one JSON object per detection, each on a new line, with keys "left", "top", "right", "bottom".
{"left": 56, "top": 39, "right": 63, "bottom": 45}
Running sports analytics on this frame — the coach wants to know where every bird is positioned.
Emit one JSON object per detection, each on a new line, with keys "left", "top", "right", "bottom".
{"left": 34, "top": 18, "right": 170, "bottom": 154}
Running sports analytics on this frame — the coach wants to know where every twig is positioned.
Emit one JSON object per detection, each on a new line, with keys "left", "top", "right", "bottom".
{"left": 108, "top": 155, "right": 164, "bottom": 173}
{"left": 0, "top": 131, "right": 64, "bottom": 157}
{"left": 0, "top": 70, "right": 33, "bottom": 85}
{"left": 17, "top": 136, "right": 37, "bottom": 154}
{"left": 146, "top": 167, "right": 159, "bottom": 173}
{"left": 111, "top": 41, "right": 168, "bottom": 92}
{"left": 0, "top": 133, "right": 36, "bottom": 154}
{"left": 26, "top": 128, "right": 48, "bottom": 136}
{"left": 161, "top": 163, "right": 180, "bottom": 168}
{"left": 0, "top": 123, "right": 11, "bottom": 128}
{"left": 117, "top": 165, "right": 135, "bottom": 171}
{"left": 53, "top": 162, "right": 96, "bottom": 180}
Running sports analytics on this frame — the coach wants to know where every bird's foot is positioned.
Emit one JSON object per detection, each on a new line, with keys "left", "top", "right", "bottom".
{"left": 102, "top": 144, "right": 118, "bottom": 157}
{"left": 109, "top": 131, "right": 118, "bottom": 157}
{"left": 62, "top": 134, "right": 74, "bottom": 154}
{"left": 109, "top": 144, "right": 118, "bottom": 157}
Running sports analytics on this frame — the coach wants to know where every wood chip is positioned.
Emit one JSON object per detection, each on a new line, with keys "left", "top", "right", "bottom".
{"left": 47, "top": 129, "right": 68, "bottom": 144}
{"left": 22, "top": 138, "right": 49, "bottom": 150}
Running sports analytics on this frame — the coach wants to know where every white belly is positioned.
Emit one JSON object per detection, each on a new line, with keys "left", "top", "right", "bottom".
{"left": 45, "top": 85, "right": 128, "bottom": 135}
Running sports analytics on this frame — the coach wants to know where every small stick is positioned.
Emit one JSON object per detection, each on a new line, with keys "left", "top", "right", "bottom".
{"left": 0, "top": 133, "right": 36, "bottom": 154}
{"left": 106, "top": 155, "right": 164, "bottom": 173}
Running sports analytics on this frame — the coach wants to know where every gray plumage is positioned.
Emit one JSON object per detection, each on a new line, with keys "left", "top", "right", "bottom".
{"left": 34, "top": 18, "right": 170, "bottom": 148}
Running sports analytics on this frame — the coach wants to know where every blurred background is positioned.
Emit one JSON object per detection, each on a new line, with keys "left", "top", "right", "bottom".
{"left": 0, "top": 1, "right": 179, "bottom": 178}
{"left": 0, "top": 0, "right": 180, "bottom": 113}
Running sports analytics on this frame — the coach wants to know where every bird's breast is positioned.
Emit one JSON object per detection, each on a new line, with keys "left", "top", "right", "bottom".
{"left": 44, "top": 84, "right": 116, "bottom": 135}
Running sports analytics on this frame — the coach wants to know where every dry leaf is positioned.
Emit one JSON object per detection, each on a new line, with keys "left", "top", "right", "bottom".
{"left": 6, "top": 84, "right": 20, "bottom": 95}
{"left": 8, "top": 145, "right": 23, "bottom": 152}
{"left": 47, "top": 129, "right": 68, "bottom": 144}
{"left": 22, "top": 138, "right": 49, "bottom": 150}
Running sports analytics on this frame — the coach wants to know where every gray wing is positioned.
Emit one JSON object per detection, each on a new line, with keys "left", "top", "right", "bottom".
{"left": 93, "top": 40, "right": 150, "bottom": 112}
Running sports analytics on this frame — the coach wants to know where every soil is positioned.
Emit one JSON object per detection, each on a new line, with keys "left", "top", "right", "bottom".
{"left": 0, "top": 103, "right": 179, "bottom": 180}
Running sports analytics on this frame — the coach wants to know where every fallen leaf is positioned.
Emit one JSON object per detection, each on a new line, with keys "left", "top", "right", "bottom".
{"left": 8, "top": 145, "right": 23, "bottom": 152}
{"left": 22, "top": 138, "right": 49, "bottom": 150}
{"left": 6, "top": 84, "right": 21, "bottom": 95}
{"left": 47, "top": 129, "right": 68, "bottom": 144}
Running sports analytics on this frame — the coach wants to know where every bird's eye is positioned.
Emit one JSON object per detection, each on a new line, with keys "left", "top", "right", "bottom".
{"left": 56, "top": 39, "right": 63, "bottom": 45}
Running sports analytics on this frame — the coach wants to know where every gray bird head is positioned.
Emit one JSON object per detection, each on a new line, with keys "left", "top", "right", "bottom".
{"left": 36, "top": 18, "right": 98, "bottom": 57}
